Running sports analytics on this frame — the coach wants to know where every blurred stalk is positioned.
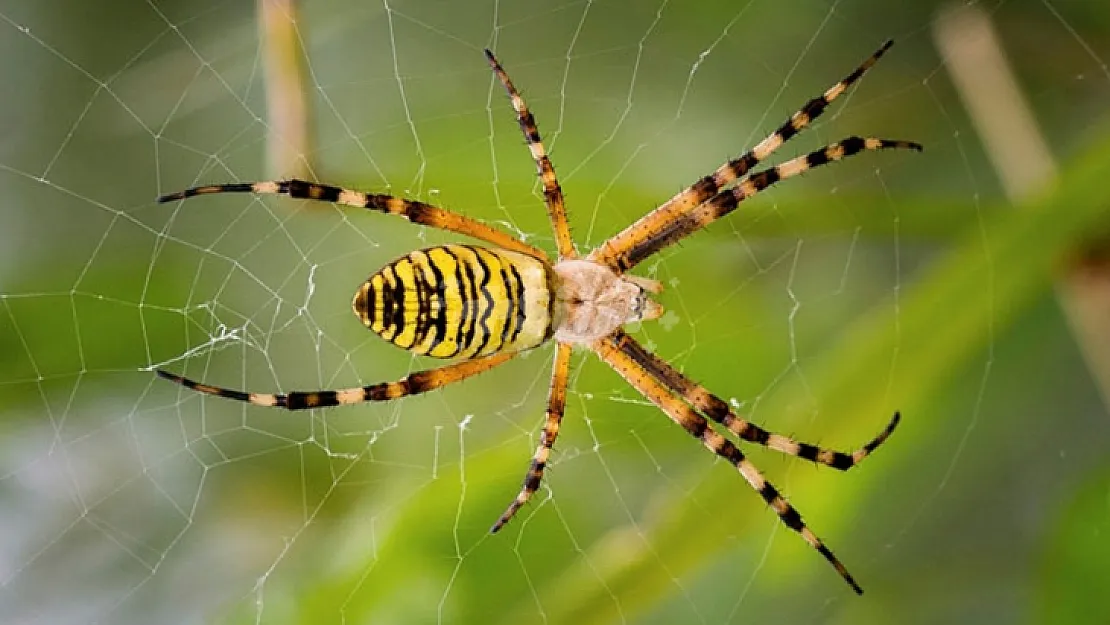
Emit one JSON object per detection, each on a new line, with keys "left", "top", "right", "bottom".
{"left": 935, "top": 4, "right": 1110, "bottom": 408}
{"left": 259, "top": 0, "right": 313, "bottom": 178}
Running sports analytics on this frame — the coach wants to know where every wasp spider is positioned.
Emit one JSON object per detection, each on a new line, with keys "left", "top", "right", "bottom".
{"left": 158, "top": 41, "right": 920, "bottom": 594}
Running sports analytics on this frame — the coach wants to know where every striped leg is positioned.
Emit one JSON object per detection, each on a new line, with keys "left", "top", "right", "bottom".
{"left": 490, "top": 342, "right": 572, "bottom": 532}
{"left": 156, "top": 351, "right": 516, "bottom": 410}
{"left": 590, "top": 40, "right": 898, "bottom": 273}
{"left": 485, "top": 49, "right": 576, "bottom": 260}
{"left": 593, "top": 330, "right": 864, "bottom": 594}
{"left": 157, "top": 179, "right": 547, "bottom": 260}
{"left": 613, "top": 136, "right": 922, "bottom": 269}
{"left": 610, "top": 332, "right": 899, "bottom": 470}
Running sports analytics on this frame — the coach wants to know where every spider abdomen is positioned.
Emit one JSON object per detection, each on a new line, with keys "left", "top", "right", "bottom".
{"left": 353, "top": 244, "right": 554, "bottom": 359}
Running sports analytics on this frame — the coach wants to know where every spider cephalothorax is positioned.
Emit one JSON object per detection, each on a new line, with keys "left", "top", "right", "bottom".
{"left": 157, "top": 41, "right": 918, "bottom": 594}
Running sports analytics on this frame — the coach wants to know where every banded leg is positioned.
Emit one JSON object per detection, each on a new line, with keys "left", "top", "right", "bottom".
{"left": 485, "top": 50, "right": 576, "bottom": 260}
{"left": 157, "top": 179, "right": 547, "bottom": 260}
{"left": 491, "top": 341, "right": 572, "bottom": 532}
{"left": 614, "top": 136, "right": 922, "bottom": 269}
{"left": 156, "top": 351, "right": 516, "bottom": 410}
{"left": 590, "top": 40, "right": 898, "bottom": 273}
{"left": 592, "top": 330, "right": 863, "bottom": 594}
{"left": 610, "top": 331, "right": 899, "bottom": 470}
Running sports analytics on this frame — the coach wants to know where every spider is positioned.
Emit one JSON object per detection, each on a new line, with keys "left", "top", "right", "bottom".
{"left": 157, "top": 40, "right": 920, "bottom": 594}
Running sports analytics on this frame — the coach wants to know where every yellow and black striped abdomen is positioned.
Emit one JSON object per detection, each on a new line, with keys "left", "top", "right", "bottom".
{"left": 352, "top": 245, "right": 554, "bottom": 359}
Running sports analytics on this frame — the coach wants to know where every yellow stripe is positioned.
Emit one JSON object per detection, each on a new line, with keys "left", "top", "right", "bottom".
{"left": 390, "top": 257, "right": 420, "bottom": 349}
{"left": 406, "top": 250, "right": 435, "bottom": 354}
{"left": 378, "top": 265, "right": 399, "bottom": 342}
{"left": 471, "top": 247, "right": 510, "bottom": 355}
{"left": 478, "top": 248, "right": 511, "bottom": 354}
{"left": 425, "top": 246, "right": 464, "bottom": 358}
{"left": 368, "top": 274, "right": 386, "bottom": 334}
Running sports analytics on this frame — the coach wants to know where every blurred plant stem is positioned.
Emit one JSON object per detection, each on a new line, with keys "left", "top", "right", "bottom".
{"left": 935, "top": 3, "right": 1110, "bottom": 408}
{"left": 259, "top": 0, "right": 313, "bottom": 179}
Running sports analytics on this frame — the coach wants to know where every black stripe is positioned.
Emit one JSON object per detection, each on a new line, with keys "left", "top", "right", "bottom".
{"left": 367, "top": 378, "right": 410, "bottom": 401}
{"left": 364, "top": 281, "right": 377, "bottom": 327}
{"left": 618, "top": 335, "right": 688, "bottom": 394}
{"left": 799, "top": 95, "right": 830, "bottom": 127}
{"left": 724, "top": 153, "right": 757, "bottom": 183}
{"left": 864, "top": 412, "right": 900, "bottom": 452}
{"left": 622, "top": 211, "right": 705, "bottom": 268}
{"left": 841, "top": 136, "right": 866, "bottom": 155}
{"left": 747, "top": 425, "right": 770, "bottom": 445}
{"left": 468, "top": 247, "right": 497, "bottom": 356}
{"left": 519, "top": 111, "right": 542, "bottom": 143}
{"left": 287, "top": 179, "right": 341, "bottom": 202}
{"left": 807, "top": 148, "right": 831, "bottom": 168}
{"left": 622, "top": 181, "right": 750, "bottom": 269}
{"left": 406, "top": 370, "right": 435, "bottom": 394}
{"left": 776, "top": 117, "right": 801, "bottom": 142}
{"left": 216, "top": 388, "right": 251, "bottom": 404}
{"left": 409, "top": 252, "right": 432, "bottom": 347}
{"left": 796, "top": 442, "right": 820, "bottom": 462}
{"left": 691, "top": 175, "right": 719, "bottom": 200}
{"left": 379, "top": 270, "right": 395, "bottom": 336}
{"left": 441, "top": 247, "right": 467, "bottom": 357}
{"left": 743, "top": 169, "right": 780, "bottom": 200}
{"left": 388, "top": 262, "right": 408, "bottom": 343}
{"left": 497, "top": 261, "right": 516, "bottom": 349}
{"left": 507, "top": 262, "right": 528, "bottom": 344}
{"left": 458, "top": 249, "right": 482, "bottom": 354}
{"left": 285, "top": 391, "right": 339, "bottom": 410}
{"left": 689, "top": 415, "right": 708, "bottom": 439}
{"left": 425, "top": 248, "right": 450, "bottom": 353}
{"left": 524, "top": 461, "right": 545, "bottom": 490}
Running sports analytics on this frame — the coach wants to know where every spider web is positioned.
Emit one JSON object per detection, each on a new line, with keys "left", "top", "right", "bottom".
{"left": 2, "top": 1, "right": 1109, "bottom": 623}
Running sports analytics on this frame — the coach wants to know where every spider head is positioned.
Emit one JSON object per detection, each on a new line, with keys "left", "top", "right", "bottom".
{"left": 624, "top": 274, "right": 663, "bottom": 322}
{"left": 631, "top": 288, "right": 664, "bottom": 322}
{"left": 551, "top": 260, "right": 665, "bottom": 343}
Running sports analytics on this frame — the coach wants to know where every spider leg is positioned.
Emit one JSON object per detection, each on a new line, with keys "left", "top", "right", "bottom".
{"left": 592, "top": 330, "right": 864, "bottom": 594}
{"left": 156, "top": 351, "right": 516, "bottom": 410}
{"left": 614, "top": 136, "right": 922, "bottom": 269}
{"left": 590, "top": 40, "right": 898, "bottom": 273}
{"left": 609, "top": 332, "right": 899, "bottom": 470}
{"left": 491, "top": 342, "right": 572, "bottom": 532}
{"left": 485, "top": 50, "right": 577, "bottom": 260}
{"left": 157, "top": 180, "right": 547, "bottom": 260}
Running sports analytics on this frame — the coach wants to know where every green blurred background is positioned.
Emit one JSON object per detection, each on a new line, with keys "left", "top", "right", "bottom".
{"left": 2, "top": 1, "right": 1109, "bottom": 623}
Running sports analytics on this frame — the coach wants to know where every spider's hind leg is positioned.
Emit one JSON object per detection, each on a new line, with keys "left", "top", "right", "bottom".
{"left": 157, "top": 351, "right": 517, "bottom": 410}
{"left": 491, "top": 342, "right": 573, "bottom": 532}
{"left": 592, "top": 330, "right": 866, "bottom": 594}
{"left": 606, "top": 333, "right": 900, "bottom": 470}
